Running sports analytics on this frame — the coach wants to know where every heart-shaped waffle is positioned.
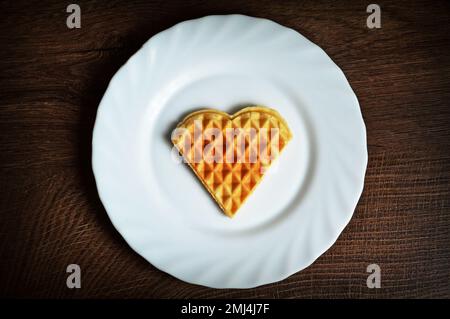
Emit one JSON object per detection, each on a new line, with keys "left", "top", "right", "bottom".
{"left": 172, "top": 106, "right": 292, "bottom": 217}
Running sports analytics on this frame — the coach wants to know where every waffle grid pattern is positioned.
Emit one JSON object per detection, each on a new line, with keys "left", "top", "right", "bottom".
{"left": 172, "top": 107, "right": 292, "bottom": 217}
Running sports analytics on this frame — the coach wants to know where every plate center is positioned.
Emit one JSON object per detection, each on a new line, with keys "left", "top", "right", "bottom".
{"left": 145, "top": 73, "right": 312, "bottom": 234}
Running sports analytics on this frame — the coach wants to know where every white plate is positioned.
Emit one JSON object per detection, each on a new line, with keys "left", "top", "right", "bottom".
{"left": 92, "top": 15, "right": 367, "bottom": 288}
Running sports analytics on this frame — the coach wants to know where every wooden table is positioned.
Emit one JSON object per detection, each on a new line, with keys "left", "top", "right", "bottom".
{"left": 1, "top": 0, "right": 449, "bottom": 298}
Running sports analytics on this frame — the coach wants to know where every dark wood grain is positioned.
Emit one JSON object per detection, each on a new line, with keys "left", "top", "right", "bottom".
{"left": 1, "top": 0, "right": 449, "bottom": 298}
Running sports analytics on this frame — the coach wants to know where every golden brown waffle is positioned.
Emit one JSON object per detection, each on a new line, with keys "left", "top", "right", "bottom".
{"left": 172, "top": 106, "right": 292, "bottom": 217}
